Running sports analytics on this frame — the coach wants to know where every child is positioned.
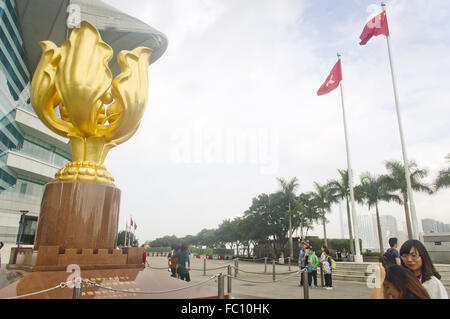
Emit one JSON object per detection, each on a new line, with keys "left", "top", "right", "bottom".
{"left": 307, "top": 248, "right": 319, "bottom": 288}
{"left": 322, "top": 248, "right": 333, "bottom": 290}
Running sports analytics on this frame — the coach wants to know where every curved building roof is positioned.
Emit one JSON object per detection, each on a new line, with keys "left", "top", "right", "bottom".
{"left": 15, "top": 0, "right": 168, "bottom": 77}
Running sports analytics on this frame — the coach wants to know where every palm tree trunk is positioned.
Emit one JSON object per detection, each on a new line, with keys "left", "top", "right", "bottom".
{"left": 375, "top": 203, "right": 384, "bottom": 254}
{"left": 289, "top": 202, "right": 293, "bottom": 261}
{"left": 322, "top": 212, "right": 328, "bottom": 247}
{"left": 402, "top": 192, "right": 413, "bottom": 239}
{"left": 345, "top": 196, "right": 355, "bottom": 255}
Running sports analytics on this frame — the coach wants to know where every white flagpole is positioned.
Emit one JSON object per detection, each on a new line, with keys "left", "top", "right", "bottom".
{"left": 128, "top": 215, "right": 132, "bottom": 246}
{"left": 337, "top": 53, "right": 363, "bottom": 263}
{"left": 133, "top": 219, "right": 136, "bottom": 247}
{"left": 124, "top": 216, "right": 128, "bottom": 247}
{"left": 381, "top": 3, "right": 418, "bottom": 240}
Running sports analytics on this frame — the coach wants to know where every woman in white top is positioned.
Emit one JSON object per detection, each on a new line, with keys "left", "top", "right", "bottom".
{"left": 399, "top": 239, "right": 448, "bottom": 299}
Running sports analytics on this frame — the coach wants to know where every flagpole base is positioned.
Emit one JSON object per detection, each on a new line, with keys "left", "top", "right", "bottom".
{"left": 354, "top": 254, "right": 364, "bottom": 263}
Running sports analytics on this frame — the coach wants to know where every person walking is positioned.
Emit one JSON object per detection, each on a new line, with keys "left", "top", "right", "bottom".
{"left": 370, "top": 262, "right": 430, "bottom": 299}
{"left": 168, "top": 244, "right": 179, "bottom": 278}
{"left": 399, "top": 239, "right": 448, "bottom": 299}
{"left": 322, "top": 248, "right": 333, "bottom": 290}
{"left": 0, "top": 241, "right": 4, "bottom": 268}
{"left": 383, "top": 237, "right": 401, "bottom": 266}
{"left": 173, "top": 243, "right": 191, "bottom": 282}
{"left": 142, "top": 244, "right": 150, "bottom": 267}
{"left": 320, "top": 245, "right": 327, "bottom": 263}
{"left": 298, "top": 243, "right": 307, "bottom": 286}
{"left": 307, "top": 247, "right": 319, "bottom": 288}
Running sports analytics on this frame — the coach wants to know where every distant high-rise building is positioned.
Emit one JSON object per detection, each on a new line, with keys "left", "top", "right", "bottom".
{"left": 422, "top": 218, "right": 450, "bottom": 233}
{"left": 339, "top": 203, "right": 345, "bottom": 239}
{"left": 380, "top": 215, "right": 399, "bottom": 249}
{"left": 356, "top": 214, "right": 378, "bottom": 251}
{"left": 343, "top": 213, "right": 404, "bottom": 252}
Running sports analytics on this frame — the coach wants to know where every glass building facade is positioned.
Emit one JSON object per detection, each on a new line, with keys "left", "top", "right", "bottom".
{"left": 0, "top": 0, "right": 71, "bottom": 252}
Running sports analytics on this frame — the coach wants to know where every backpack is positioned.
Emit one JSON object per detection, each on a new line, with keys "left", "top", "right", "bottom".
{"left": 382, "top": 248, "right": 397, "bottom": 266}
{"left": 330, "top": 258, "right": 336, "bottom": 270}
{"left": 322, "top": 258, "right": 331, "bottom": 274}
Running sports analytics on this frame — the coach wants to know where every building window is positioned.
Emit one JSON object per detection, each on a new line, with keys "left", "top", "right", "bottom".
{"left": 16, "top": 215, "right": 38, "bottom": 245}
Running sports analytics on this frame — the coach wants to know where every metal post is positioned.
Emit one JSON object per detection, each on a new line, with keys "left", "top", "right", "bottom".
{"left": 382, "top": 3, "right": 418, "bottom": 240}
{"left": 272, "top": 259, "right": 276, "bottom": 281}
{"left": 264, "top": 257, "right": 267, "bottom": 273}
{"left": 218, "top": 273, "right": 225, "bottom": 299}
{"left": 203, "top": 258, "right": 206, "bottom": 276}
{"left": 302, "top": 271, "right": 309, "bottom": 299}
{"left": 288, "top": 257, "right": 291, "bottom": 271}
{"left": 234, "top": 259, "right": 238, "bottom": 277}
{"left": 227, "top": 265, "right": 232, "bottom": 294}
{"left": 72, "top": 277, "right": 82, "bottom": 299}
{"left": 338, "top": 53, "right": 363, "bottom": 263}
{"left": 320, "top": 263, "right": 324, "bottom": 287}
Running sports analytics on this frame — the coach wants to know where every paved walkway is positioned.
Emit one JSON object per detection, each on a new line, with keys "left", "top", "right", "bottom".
{"left": 147, "top": 256, "right": 375, "bottom": 299}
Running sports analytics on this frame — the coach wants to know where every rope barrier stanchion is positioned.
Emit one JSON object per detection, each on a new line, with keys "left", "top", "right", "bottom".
{"left": 203, "top": 258, "right": 206, "bottom": 276}
{"left": 320, "top": 263, "right": 324, "bottom": 287}
{"left": 288, "top": 257, "right": 291, "bottom": 271}
{"left": 302, "top": 270, "right": 309, "bottom": 299}
{"left": 234, "top": 259, "right": 238, "bottom": 277}
{"left": 264, "top": 257, "right": 267, "bottom": 273}
{"left": 227, "top": 265, "right": 232, "bottom": 294}
{"left": 272, "top": 259, "right": 276, "bottom": 281}
{"left": 218, "top": 273, "right": 225, "bottom": 299}
{"left": 72, "top": 277, "right": 82, "bottom": 299}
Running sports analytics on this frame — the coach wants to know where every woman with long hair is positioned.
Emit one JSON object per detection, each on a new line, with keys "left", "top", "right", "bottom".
{"left": 399, "top": 239, "right": 448, "bottom": 299}
{"left": 371, "top": 261, "right": 430, "bottom": 299}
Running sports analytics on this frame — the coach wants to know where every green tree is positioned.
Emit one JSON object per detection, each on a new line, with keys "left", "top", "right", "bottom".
{"left": 195, "top": 228, "right": 218, "bottom": 248}
{"left": 216, "top": 219, "right": 239, "bottom": 252}
{"left": 148, "top": 235, "right": 178, "bottom": 248}
{"left": 311, "top": 182, "right": 335, "bottom": 247}
{"left": 296, "top": 192, "right": 320, "bottom": 240}
{"left": 355, "top": 173, "right": 402, "bottom": 253}
{"left": 435, "top": 154, "right": 450, "bottom": 191}
{"left": 383, "top": 160, "right": 433, "bottom": 239}
{"left": 327, "top": 169, "right": 355, "bottom": 256}
{"left": 244, "top": 192, "right": 290, "bottom": 258}
{"left": 117, "top": 230, "right": 138, "bottom": 247}
{"left": 276, "top": 177, "right": 299, "bottom": 261}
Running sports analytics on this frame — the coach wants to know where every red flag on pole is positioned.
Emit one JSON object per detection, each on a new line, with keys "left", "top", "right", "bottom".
{"left": 134, "top": 222, "right": 137, "bottom": 230}
{"left": 130, "top": 218, "right": 133, "bottom": 227}
{"left": 359, "top": 11, "right": 389, "bottom": 45}
{"left": 317, "top": 60, "right": 342, "bottom": 96}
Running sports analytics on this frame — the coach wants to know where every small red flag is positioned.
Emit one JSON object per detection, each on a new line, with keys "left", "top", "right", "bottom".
{"left": 134, "top": 223, "right": 137, "bottom": 230}
{"left": 359, "top": 11, "right": 389, "bottom": 45}
{"left": 130, "top": 218, "right": 133, "bottom": 227}
{"left": 317, "top": 60, "right": 342, "bottom": 96}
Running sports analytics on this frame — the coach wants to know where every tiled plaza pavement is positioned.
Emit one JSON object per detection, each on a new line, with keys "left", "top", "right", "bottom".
{"left": 147, "top": 256, "right": 374, "bottom": 299}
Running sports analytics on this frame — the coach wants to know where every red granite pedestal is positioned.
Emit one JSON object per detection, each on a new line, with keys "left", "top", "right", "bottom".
{"left": 0, "top": 181, "right": 221, "bottom": 299}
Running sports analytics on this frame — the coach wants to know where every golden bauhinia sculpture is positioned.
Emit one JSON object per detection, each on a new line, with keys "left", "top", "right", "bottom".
{"left": 30, "top": 21, "right": 152, "bottom": 185}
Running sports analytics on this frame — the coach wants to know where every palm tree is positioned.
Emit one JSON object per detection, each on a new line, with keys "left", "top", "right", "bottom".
{"left": 327, "top": 169, "right": 355, "bottom": 256}
{"left": 435, "top": 154, "right": 450, "bottom": 191}
{"left": 383, "top": 160, "right": 433, "bottom": 239}
{"left": 296, "top": 192, "right": 321, "bottom": 241}
{"left": 277, "top": 177, "right": 299, "bottom": 260}
{"left": 311, "top": 182, "right": 335, "bottom": 247}
{"left": 355, "top": 173, "right": 402, "bottom": 253}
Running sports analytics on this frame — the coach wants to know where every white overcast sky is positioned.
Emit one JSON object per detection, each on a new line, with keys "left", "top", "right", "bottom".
{"left": 101, "top": 0, "right": 450, "bottom": 243}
